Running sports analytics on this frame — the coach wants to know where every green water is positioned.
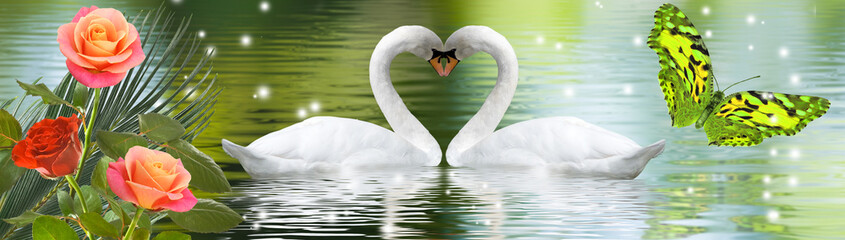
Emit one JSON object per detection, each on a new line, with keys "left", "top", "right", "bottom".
{"left": 1, "top": 0, "right": 844, "bottom": 239}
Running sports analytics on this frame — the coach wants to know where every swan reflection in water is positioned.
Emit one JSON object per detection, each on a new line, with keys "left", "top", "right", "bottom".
{"left": 202, "top": 167, "right": 659, "bottom": 239}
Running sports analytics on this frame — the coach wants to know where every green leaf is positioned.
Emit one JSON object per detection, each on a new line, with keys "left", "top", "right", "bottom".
{"left": 97, "top": 131, "right": 148, "bottom": 160}
{"left": 31, "top": 215, "right": 77, "bottom": 240}
{"left": 0, "top": 109, "right": 22, "bottom": 147}
{"left": 166, "top": 139, "right": 231, "bottom": 193}
{"left": 130, "top": 227, "right": 151, "bottom": 240}
{"left": 153, "top": 231, "right": 191, "bottom": 240}
{"left": 16, "top": 80, "right": 72, "bottom": 106}
{"left": 136, "top": 211, "right": 151, "bottom": 229}
{"left": 104, "top": 196, "right": 128, "bottom": 226}
{"left": 79, "top": 212, "right": 119, "bottom": 238}
{"left": 73, "top": 185, "right": 102, "bottom": 215}
{"left": 168, "top": 199, "right": 243, "bottom": 233}
{"left": 71, "top": 82, "right": 88, "bottom": 108}
{"left": 57, "top": 190, "right": 74, "bottom": 216}
{"left": 91, "top": 156, "right": 115, "bottom": 196}
{"left": 0, "top": 150, "right": 26, "bottom": 195}
{"left": 2, "top": 210, "right": 42, "bottom": 227}
{"left": 139, "top": 113, "right": 186, "bottom": 142}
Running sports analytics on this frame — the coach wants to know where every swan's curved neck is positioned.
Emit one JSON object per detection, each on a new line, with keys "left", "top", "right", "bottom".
{"left": 447, "top": 34, "right": 518, "bottom": 160}
{"left": 370, "top": 40, "right": 440, "bottom": 158}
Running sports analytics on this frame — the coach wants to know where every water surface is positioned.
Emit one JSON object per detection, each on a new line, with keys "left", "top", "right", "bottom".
{"left": 1, "top": 0, "right": 844, "bottom": 239}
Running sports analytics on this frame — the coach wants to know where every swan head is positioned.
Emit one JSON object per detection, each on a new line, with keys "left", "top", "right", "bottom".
{"left": 377, "top": 26, "right": 448, "bottom": 76}
{"left": 441, "top": 26, "right": 513, "bottom": 76}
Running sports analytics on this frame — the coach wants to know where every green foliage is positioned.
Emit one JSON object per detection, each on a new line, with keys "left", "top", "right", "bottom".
{"left": 56, "top": 190, "right": 73, "bottom": 216}
{"left": 16, "top": 80, "right": 72, "bottom": 107}
{"left": 0, "top": 150, "right": 26, "bottom": 195}
{"left": 168, "top": 199, "right": 243, "bottom": 233}
{"left": 2, "top": 211, "right": 41, "bottom": 227}
{"left": 0, "top": 109, "right": 21, "bottom": 147}
{"left": 166, "top": 139, "right": 231, "bottom": 193}
{"left": 153, "top": 231, "right": 191, "bottom": 240}
{"left": 97, "top": 131, "right": 148, "bottom": 160}
{"left": 71, "top": 82, "right": 88, "bottom": 109}
{"left": 130, "top": 228, "right": 151, "bottom": 240}
{"left": 139, "top": 113, "right": 186, "bottom": 142}
{"left": 91, "top": 156, "right": 115, "bottom": 196}
{"left": 31, "top": 216, "right": 76, "bottom": 240}
{"left": 79, "top": 212, "right": 120, "bottom": 238}
{"left": 73, "top": 186, "right": 102, "bottom": 215}
{"left": 0, "top": 4, "right": 223, "bottom": 238}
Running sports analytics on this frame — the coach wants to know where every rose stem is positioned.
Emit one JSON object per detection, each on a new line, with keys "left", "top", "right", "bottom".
{"left": 64, "top": 175, "right": 94, "bottom": 240}
{"left": 123, "top": 207, "right": 145, "bottom": 240}
{"left": 73, "top": 88, "right": 101, "bottom": 181}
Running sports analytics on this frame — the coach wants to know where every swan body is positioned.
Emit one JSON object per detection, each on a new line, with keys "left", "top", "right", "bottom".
{"left": 442, "top": 26, "right": 665, "bottom": 179}
{"left": 223, "top": 26, "right": 443, "bottom": 178}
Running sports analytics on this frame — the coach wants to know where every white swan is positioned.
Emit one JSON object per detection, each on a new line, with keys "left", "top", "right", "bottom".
{"left": 222, "top": 26, "right": 444, "bottom": 178}
{"left": 441, "top": 26, "right": 665, "bottom": 179}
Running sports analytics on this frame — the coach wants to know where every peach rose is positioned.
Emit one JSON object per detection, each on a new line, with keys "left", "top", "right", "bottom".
{"left": 11, "top": 115, "right": 82, "bottom": 179}
{"left": 107, "top": 146, "right": 197, "bottom": 212}
{"left": 57, "top": 6, "right": 145, "bottom": 88}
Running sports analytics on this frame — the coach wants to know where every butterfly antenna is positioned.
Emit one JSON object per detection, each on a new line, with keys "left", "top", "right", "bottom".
{"left": 723, "top": 75, "right": 761, "bottom": 92}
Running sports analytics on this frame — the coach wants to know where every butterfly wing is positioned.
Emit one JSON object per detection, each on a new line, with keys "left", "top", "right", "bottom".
{"left": 704, "top": 91, "right": 830, "bottom": 146}
{"left": 648, "top": 4, "right": 715, "bottom": 127}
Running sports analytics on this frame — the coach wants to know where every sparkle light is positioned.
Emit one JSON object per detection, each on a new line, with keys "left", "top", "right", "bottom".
{"left": 761, "top": 20, "right": 766, "bottom": 25}
{"left": 241, "top": 35, "right": 252, "bottom": 47}
{"left": 297, "top": 108, "right": 307, "bottom": 119}
{"left": 563, "top": 87, "right": 575, "bottom": 98}
{"left": 445, "top": 189, "right": 451, "bottom": 195}
{"left": 256, "top": 86, "right": 270, "bottom": 99}
{"left": 762, "top": 191, "right": 771, "bottom": 200}
{"left": 770, "top": 115, "right": 778, "bottom": 123}
{"left": 788, "top": 176, "right": 799, "bottom": 186}
{"left": 555, "top": 42, "right": 563, "bottom": 50}
{"left": 747, "top": 14, "right": 756, "bottom": 25}
{"left": 633, "top": 35, "right": 643, "bottom": 47}
{"left": 260, "top": 1, "right": 270, "bottom": 12}
{"left": 622, "top": 84, "right": 633, "bottom": 95}
{"left": 767, "top": 210, "right": 780, "bottom": 221}
{"left": 790, "top": 149, "right": 801, "bottom": 159}
{"left": 769, "top": 148, "right": 778, "bottom": 157}
{"left": 536, "top": 36, "right": 545, "bottom": 44}
{"left": 779, "top": 47, "right": 790, "bottom": 58}
{"left": 206, "top": 46, "right": 216, "bottom": 56}
{"left": 171, "top": 0, "right": 182, "bottom": 4}
{"left": 763, "top": 175, "right": 771, "bottom": 184}
{"left": 748, "top": 44, "right": 754, "bottom": 51}
{"left": 705, "top": 30, "right": 712, "bottom": 38}
{"left": 198, "top": 30, "right": 206, "bottom": 38}
{"left": 702, "top": 6, "right": 710, "bottom": 16}
{"left": 310, "top": 101, "right": 321, "bottom": 112}
{"left": 790, "top": 74, "right": 801, "bottom": 85}
{"left": 686, "top": 187, "right": 694, "bottom": 194}
{"left": 595, "top": 1, "right": 600, "bottom": 6}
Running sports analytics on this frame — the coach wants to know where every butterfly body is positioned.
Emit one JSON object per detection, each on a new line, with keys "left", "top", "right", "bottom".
{"left": 648, "top": 4, "right": 830, "bottom": 147}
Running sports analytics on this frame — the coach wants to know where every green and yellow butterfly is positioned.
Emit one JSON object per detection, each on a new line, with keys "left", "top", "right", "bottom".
{"left": 647, "top": 3, "right": 830, "bottom": 146}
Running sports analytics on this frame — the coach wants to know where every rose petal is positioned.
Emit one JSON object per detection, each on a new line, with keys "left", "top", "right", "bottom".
{"left": 157, "top": 188, "right": 197, "bottom": 212}
{"left": 88, "top": 18, "right": 117, "bottom": 42}
{"left": 11, "top": 141, "right": 37, "bottom": 169}
{"left": 126, "top": 181, "right": 169, "bottom": 210}
{"left": 66, "top": 59, "right": 125, "bottom": 88}
{"left": 108, "top": 160, "right": 138, "bottom": 205}
{"left": 58, "top": 23, "right": 96, "bottom": 69}
{"left": 48, "top": 136, "right": 81, "bottom": 178}
{"left": 125, "top": 147, "right": 165, "bottom": 190}
{"left": 102, "top": 33, "right": 144, "bottom": 73}
{"left": 169, "top": 165, "right": 191, "bottom": 192}
{"left": 81, "top": 38, "right": 116, "bottom": 59}
{"left": 78, "top": 49, "right": 132, "bottom": 66}
{"left": 88, "top": 8, "right": 129, "bottom": 32}
{"left": 71, "top": 6, "right": 98, "bottom": 23}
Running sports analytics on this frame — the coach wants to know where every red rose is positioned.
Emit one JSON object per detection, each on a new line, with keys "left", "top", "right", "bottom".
{"left": 11, "top": 115, "right": 83, "bottom": 179}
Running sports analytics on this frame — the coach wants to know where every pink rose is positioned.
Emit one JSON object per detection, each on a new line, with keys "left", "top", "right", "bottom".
{"left": 57, "top": 6, "right": 145, "bottom": 88}
{"left": 107, "top": 146, "right": 197, "bottom": 212}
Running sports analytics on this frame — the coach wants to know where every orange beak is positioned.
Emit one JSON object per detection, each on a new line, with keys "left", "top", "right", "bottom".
{"left": 442, "top": 55, "right": 459, "bottom": 77}
{"left": 429, "top": 57, "right": 447, "bottom": 77}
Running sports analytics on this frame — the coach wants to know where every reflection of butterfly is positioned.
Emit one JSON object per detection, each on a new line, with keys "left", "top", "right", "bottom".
{"left": 647, "top": 3, "right": 830, "bottom": 146}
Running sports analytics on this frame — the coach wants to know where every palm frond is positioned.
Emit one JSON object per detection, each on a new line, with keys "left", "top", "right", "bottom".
{"left": 0, "top": 4, "right": 220, "bottom": 238}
